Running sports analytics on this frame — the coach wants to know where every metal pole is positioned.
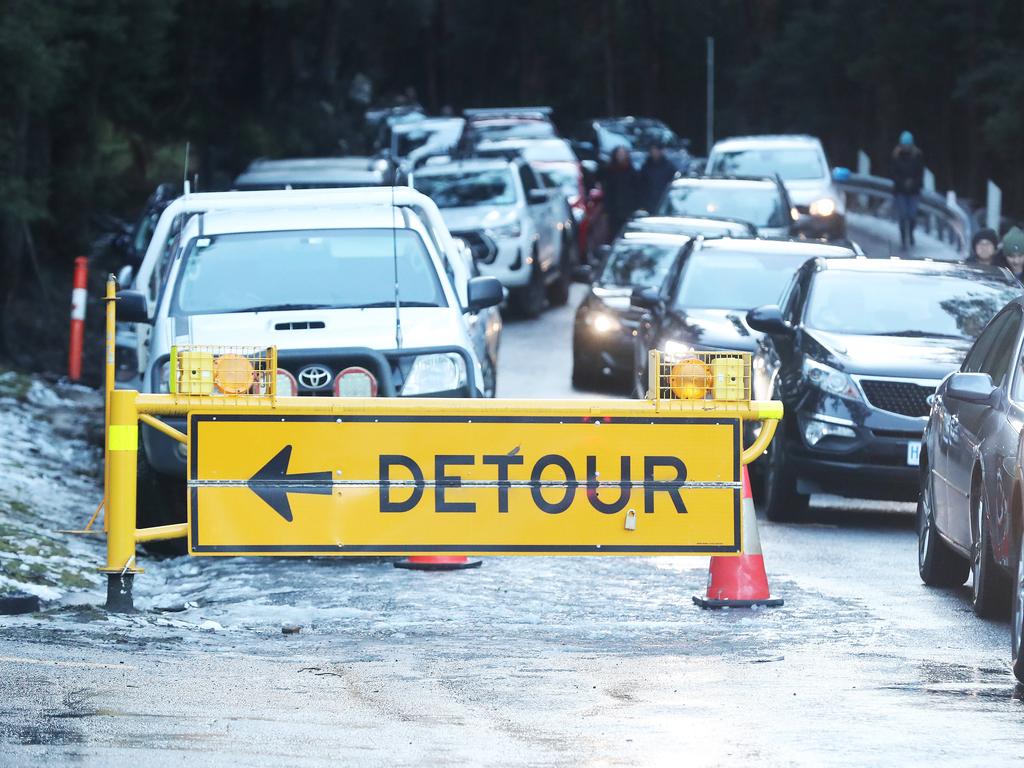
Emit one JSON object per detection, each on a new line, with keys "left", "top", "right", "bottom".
{"left": 103, "top": 275, "right": 117, "bottom": 532}
{"left": 987, "top": 180, "right": 1002, "bottom": 233}
{"left": 706, "top": 37, "right": 715, "bottom": 154}
{"left": 103, "top": 388, "right": 140, "bottom": 612}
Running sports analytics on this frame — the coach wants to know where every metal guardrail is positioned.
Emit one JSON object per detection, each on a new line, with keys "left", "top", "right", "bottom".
{"left": 835, "top": 172, "right": 971, "bottom": 256}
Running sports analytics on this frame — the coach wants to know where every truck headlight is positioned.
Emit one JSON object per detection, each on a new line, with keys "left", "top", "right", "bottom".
{"left": 487, "top": 220, "right": 522, "bottom": 240}
{"left": 402, "top": 353, "right": 467, "bottom": 395}
{"left": 584, "top": 311, "right": 620, "bottom": 334}
{"left": 802, "top": 357, "right": 861, "bottom": 401}
{"left": 809, "top": 197, "right": 837, "bottom": 217}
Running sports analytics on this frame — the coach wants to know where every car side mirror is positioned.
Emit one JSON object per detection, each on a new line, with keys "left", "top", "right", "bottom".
{"left": 831, "top": 166, "right": 852, "bottom": 182}
{"left": 527, "top": 189, "right": 549, "bottom": 204}
{"left": 630, "top": 286, "right": 663, "bottom": 312}
{"left": 117, "top": 289, "right": 150, "bottom": 324}
{"left": 467, "top": 276, "right": 504, "bottom": 312}
{"left": 946, "top": 372, "right": 996, "bottom": 405}
{"left": 746, "top": 305, "right": 792, "bottom": 336}
{"left": 571, "top": 264, "right": 594, "bottom": 283}
{"left": 117, "top": 264, "right": 135, "bottom": 289}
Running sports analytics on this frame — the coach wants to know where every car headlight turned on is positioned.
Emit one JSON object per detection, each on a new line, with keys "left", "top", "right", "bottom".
{"left": 402, "top": 353, "right": 467, "bottom": 395}
{"left": 664, "top": 339, "right": 694, "bottom": 357}
{"left": 802, "top": 357, "right": 862, "bottom": 401}
{"left": 802, "top": 417, "right": 857, "bottom": 447}
{"left": 809, "top": 197, "right": 837, "bottom": 217}
{"left": 584, "top": 310, "right": 620, "bottom": 334}
{"left": 487, "top": 220, "right": 522, "bottom": 240}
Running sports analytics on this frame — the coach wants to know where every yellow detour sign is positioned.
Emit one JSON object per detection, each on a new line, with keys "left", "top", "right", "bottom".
{"left": 187, "top": 407, "right": 741, "bottom": 556}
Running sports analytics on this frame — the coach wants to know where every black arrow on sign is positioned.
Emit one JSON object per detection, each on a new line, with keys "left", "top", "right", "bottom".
{"left": 247, "top": 445, "right": 333, "bottom": 522}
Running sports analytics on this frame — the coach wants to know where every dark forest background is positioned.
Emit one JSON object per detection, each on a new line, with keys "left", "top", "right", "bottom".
{"left": 2, "top": 0, "right": 1023, "bottom": 371}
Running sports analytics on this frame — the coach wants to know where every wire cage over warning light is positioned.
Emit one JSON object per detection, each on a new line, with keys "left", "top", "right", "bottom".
{"left": 170, "top": 345, "right": 278, "bottom": 401}
{"left": 648, "top": 349, "right": 752, "bottom": 405}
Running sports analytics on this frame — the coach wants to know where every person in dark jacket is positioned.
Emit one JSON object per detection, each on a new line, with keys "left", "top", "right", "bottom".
{"left": 639, "top": 142, "right": 677, "bottom": 213}
{"left": 600, "top": 146, "right": 641, "bottom": 242}
{"left": 890, "top": 131, "right": 924, "bottom": 250}
{"left": 966, "top": 227, "right": 998, "bottom": 266}
{"left": 998, "top": 226, "right": 1024, "bottom": 283}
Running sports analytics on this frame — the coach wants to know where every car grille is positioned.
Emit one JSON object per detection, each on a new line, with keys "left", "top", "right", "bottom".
{"left": 859, "top": 379, "right": 935, "bottom": 417}
{"left": 451, "top": 230, "right": 497, "bottom": 264}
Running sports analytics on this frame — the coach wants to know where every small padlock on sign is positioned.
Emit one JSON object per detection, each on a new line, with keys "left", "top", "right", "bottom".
{"left": 624, "top": 509, "right": 637, "bottom": 531}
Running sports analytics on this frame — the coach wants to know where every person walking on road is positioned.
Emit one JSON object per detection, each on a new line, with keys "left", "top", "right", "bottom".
{"left": 600, "top": 146, "right": 641, "bottom": 243}
{"left": 890, "top": 131, "right": 924, "bottom": 250}
{"left": 999, "top": 226, "right": 1024, "bottom": 283}
{"left": 639, "top": 142, "right": 677, "bottom": 213}
{"left": 967, "top": 227, "right": 999, "bottom": 266}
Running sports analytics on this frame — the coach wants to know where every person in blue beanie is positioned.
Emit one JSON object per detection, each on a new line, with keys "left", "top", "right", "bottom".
{"left": 890, "top": 131, "right": 924, "bottom": 250}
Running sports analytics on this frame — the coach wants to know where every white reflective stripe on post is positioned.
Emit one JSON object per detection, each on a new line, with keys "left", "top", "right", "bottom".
{"left": 70, "top": 287, "right": 88, "bottom": 321}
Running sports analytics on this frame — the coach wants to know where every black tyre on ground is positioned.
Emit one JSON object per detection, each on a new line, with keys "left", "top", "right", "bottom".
{"left": 970, "top": 482, "right": 1010, "bottom": 619}
{"left": 481, "top": 357, "right": 497, "bottom": 398}
{"left": 137, "top": 450, "right": 187, "bottom": 556}
{"left": 513, "top": 262, "right": 546, "bottom": 319}
{"left": 762, "top": 433, "right": 809, "bottom": 523}
{"left": 1010, "top": 528, "right": 1024, "bottom": 683}
{"left": 917, "top": 468, "right": 970, "bottom": 587}
{"left": 546, "top": 236, "right": 572, "bottom": 308}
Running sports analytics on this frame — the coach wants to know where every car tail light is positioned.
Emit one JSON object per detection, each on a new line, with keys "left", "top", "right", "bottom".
{"left": 276, "top": 368, "right": 297, "bottom": 397}
{"left": 334, "top": 366, "right": 378, "bottom": 397}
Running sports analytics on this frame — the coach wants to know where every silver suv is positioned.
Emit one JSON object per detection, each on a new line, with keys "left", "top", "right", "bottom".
{"left": 707, "top": 135, "right": 846, "bottom": 239}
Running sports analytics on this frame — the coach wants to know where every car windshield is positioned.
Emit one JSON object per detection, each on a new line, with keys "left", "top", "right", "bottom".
{"left": 413, "top": 169, "right": 517, "bottom": 208}
{"left": 659, "top": 184, "right": 786, "bottom": 228}
{"left": 674, "top": 249, "right": 813, "bottom": 310}
{"left": 171, "top": 228, "right": 446, "bottom": 316}
{"left": 535, "top": 162, "right": 580, "bottom": 201}
{"left": 596, "top": 122, "right": 675, "bottom": 151}
{"left": 473, "top": 120, "right": 556, "bottom": 141}
{"left": 804, "top": 271, "right": 1019, "bottom": 339}
{"left": 709, "top": 148, "right": 825, "bottom": 181}
{"left": 600, "top": 241, "right": 680, "bottom": 289}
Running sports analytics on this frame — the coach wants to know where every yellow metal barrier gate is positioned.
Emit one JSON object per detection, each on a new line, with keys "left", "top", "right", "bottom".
{"left": 97, "top": 277, "right": 782, "bottom": 611}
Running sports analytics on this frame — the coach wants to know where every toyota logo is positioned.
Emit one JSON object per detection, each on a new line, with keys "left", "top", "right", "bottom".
{"left": 297, "top": 364, "right": 332, "bottom": 390}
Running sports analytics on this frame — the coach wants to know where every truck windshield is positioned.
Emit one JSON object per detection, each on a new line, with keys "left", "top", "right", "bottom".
{"left": 171, "top": 228, "right": 446, "bottom": 316}
{"left": 805, "top": 271, "right": 1018, "bottom": 339}
{"left": 709, "top": 148, "right": 825, "bottom": 181}
{"left": 413, "top": 169, "right": 517, "bottom": 208}
{"left": 659, "top": 183, "right": 785, "bottom": 228}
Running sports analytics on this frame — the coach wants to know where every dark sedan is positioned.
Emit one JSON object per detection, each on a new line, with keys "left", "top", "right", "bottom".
{"left": 631, "top": 238, "right": 857, "bottom": 398}
{"left": 916, "top": 293, "right": 1024, "bottom": 683}
{"left": 572, "top": 232, "right": 691, "bottom": 389}
{"left": 747, "top": 259, "right": 1019, "bottom": 524}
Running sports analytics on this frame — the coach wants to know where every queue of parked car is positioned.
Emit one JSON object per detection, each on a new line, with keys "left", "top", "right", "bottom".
{"left": 105, "top": 105, "right": 1024, "bottom": 681}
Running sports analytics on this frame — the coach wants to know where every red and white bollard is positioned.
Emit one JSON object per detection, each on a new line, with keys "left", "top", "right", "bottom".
{"left": 68, "top": 256, "right": 88, "bottom": 382}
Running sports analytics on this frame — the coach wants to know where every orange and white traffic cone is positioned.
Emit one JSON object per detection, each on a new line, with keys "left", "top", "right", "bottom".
{"left": 693, "top": 465, "right": 783, "bottom": 608}
{"left": 394, "top": 555, "right": 481, "bottom": 571}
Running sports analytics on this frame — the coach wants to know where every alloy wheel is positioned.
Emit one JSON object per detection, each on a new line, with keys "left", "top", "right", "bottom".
{"left": 1014, "top": 529, "right": 1024, "bottom": 661}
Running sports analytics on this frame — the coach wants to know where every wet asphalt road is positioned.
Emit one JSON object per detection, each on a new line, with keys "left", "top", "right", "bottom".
{"left": 2, "top": 281, "right": 1023, "bottom": 766}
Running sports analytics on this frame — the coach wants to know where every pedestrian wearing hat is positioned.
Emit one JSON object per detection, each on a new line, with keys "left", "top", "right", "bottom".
{"left": 999, "top": 226, "right": 1024, "bottom": 284}
{"left": 967, "top": 227, "right": 999, "bottom": 266}
{"left": 890, "top": 131, "right": 924, "bottom": 250}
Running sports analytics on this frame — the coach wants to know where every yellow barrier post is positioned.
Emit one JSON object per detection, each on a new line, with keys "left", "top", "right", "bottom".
{"left": 102, "top": 274, "right": 117, "bottom": 531}
{"left": 102, "top": 387, "right": 141, "bottom": 611}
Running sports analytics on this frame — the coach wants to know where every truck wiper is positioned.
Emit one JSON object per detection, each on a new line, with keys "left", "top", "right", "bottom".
{"left": 241, "top": 303, "right": 335, "bottom": 313}
{"left": 356, "top": 301, "right": 442, "bottom": 308}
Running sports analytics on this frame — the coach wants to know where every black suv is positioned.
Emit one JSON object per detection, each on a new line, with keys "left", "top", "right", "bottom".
{"left": 747, "top": 258, "right": 1021, "bottom": 521}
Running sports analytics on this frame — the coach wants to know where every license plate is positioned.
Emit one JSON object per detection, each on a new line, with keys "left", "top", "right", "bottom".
{"left": 906, "top": 441, "right": 921, "bottom": 466}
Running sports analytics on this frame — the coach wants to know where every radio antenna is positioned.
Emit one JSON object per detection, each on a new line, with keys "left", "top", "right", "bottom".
{"left": 182, "top": 141, "right": 191, "bottom": 196}
{"left": 391, "top": 154, "right": 402, "bottom": 350}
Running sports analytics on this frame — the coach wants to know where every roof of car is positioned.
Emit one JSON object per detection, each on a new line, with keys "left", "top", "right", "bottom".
{"left": 627, "top": 216, "right": 756, "bottom": 235}
{"left": 593, "top": 116, "right": 668, "bottom": 128}
{"left": 817, "top": 257, "right": 1019, "bottom": 282}
{"left": 711, "top": 135, "right": 823, "bottom": 151}
{"left": 476, "top": 138, "right": 576, "bottom": 163}
{"left": 186, "top": 205, "right": 421, "bottom": 237}
{"left": 699, "top": 237, "right": 856, "bottom": 258}
{"left": 233, "top": 168, "right": 385, "bottom": 188}
{"left": 617, "top": 231, "right": 692, "bottom": 247}
{"left": 391, "top": 117, "right": 464, "bottom": 135}
{"left": 671, "top": 176, "right": 778, "bottom": 189}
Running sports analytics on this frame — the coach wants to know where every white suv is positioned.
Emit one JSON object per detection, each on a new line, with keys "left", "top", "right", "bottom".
{"left": 410, "top": 157, "right": 573, "bottom": 317}
{"left": 116, "top": 201, "right": 503, "bottom": 528}
{"left": 707, "top": 135, "right": 846, "bottom": 238}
